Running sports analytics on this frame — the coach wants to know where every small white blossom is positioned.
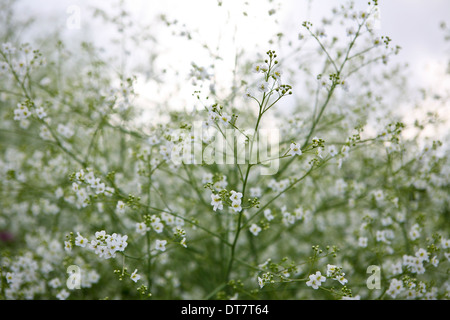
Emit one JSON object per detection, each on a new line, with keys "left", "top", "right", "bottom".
{"left": 210, "top": 194, "right": 223, "bottom": 212}
{"left": 257, "top": 81, "right": 270, "bottom": 93}
{"left": 306, "top": 271, "right": 326, "bottom": 290}
{"left": 441, "top": 238, "right": 450, "bottom": 249}
{"left": 328, "top": 145, "right": 338, "bottom": 157}
{"left": 116, "top": 200, "right": 126, "bottom": 214}
{"left": 431, "top": 256, "right": 439, "bottom": 267}
{"left": 56, "top": 289, "right": 70, "bottom": 300}
{"left": 249, "top": 187, "right": 262, "bottom": 198}
{"left": 264, "top": 209, "right": 274, "bottom": 221}
{"left": 230, "top": 200, "right": 242, "bottom": 213}
{"left": 249, "top": 224, "right": 262, "bottom": 236}
{"left": 288, "top": 142, "right": 302, "bottom": 156}
{"left": 75, "top": 232, "right": 88, "bottom": 248}
{"left": 136, "top": 222, "right": 150, "bottom": 235}
{"left": 252, "top": 63, "right": 268, "bottom": 74}
{"left": 258, "top": 276, "right": 264, "bottom": 289}
{"left": 152, "top": 221, "right": 164, "bottom": 233}
{"left": 415, "top": 248, "right": 429, "bottom": 262}
{"left": 35, "top": 107, "right": 47, "bottom": 119}
{"left": 409, "top": 224, "right": 421, "bottom": 240}
{"left": 155, "top": 239, "right": 167, "bottom": 252}
{"left": 387, "top": 279, "right": 404, "bottom": 298}
{"left": 219, "top": 112, "right": 231, "bottom": 126}
{"left": 229, "top": 190, "right": 243, "bottom": 202}
{"left": 130, "top": 269, "right": 141, "bottom": 283}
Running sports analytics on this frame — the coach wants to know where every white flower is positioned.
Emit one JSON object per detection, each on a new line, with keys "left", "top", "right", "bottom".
{"left": 229, "top": 190, "right": 243, "bottom": 202}
{"left": 431, "top": 256, "right": 439, "bottom": 267}
{"left": 130, "top": 269, "right": 141, "bottom": 283}
{"left": 64, "top": 240, "right": 73, "bottom": 252}
{"left": 116, "top": 200, "right": 126, "bottom": 214}
{"left": 249, "top": 224, "right": 262, "bottom": 236}
{"left": 13, "top": 103, "right": 31, "bottom": 121}
{"left": 328, "top": 145, "right": 337, "bottom": 157}
{"left": 376, "top": 230, "right": 390, "bottom": 244}
{"left": 75, "top": 232, "right": 88, "bottom": 247}
{"left": 373, "top": 189, "right": 384, "bottom": 202}
{"left": 252, "top": 63, "right": 268, "bottom": 73}
{"left": 72, "top": 182, "right": 79, "bottom": 192}
{"left": 56, "top": 289, "right": 70, "bottom": 300}
{"left": 326, "top": 264, "right": 337, "bottom": 277}
{"left": 409, "top": 224, "right": 421, "bottom": 240}
{"left": 387, "top": 279, "right": 404, "bottom": 298}
{"left": 49, "top": 278, "right": 62, "bottom": 289}
{"left": 306, "top": 271, "right": 326, "bottom": 290}
{"left": 311, "top": 136, "right": 321, "bottom": 147}
{"left": 155, "top": 239, "right": 167, "bottom": 252}
{"left": 147, "top": 135, "right": 160, "bottom": 145}
{"left": 5, "top": 272, "right": 17, "bottom": 284}
{"left": 244, "top": 88, "right": 254, "bottom": 100}
{"left": 249, "top": 187, "right": 262, "bottom": 198}
{"left": 273, "top": 69, "right": 282, "bottom": 80}
{"left": 57, "top": 123, "right": 74, "bottom": 139}
{"left": 230, "top": 200, "right": 242, "bottom": 213}
{"left": 441, "top": 238, "right": 450, "bottom": 249}
{"left": 257, "top": 81, "right": 270, "bottom": 93}
{"left": 95, "top": 183, "right": 105, "bottom": 195}
{"left": 202, "top": 173, "right": 213, "bottom": 184}
{"left": 210, "top": 194, "right": 223, "bottom": 211}
{"left": 390, "top": 261, "right": 403, "bottom": 275}
{"left": 136, "top": 222, "right": 150, "bottom": 235}
{"left": 35, "top": 107, "right": 47, "bottom": 119}
{"left": 152, "top": 221, "right": 164, "bottom": 233}
{"left": 415, "top": 248, "right": 429, "bottom": 262}
{"left": 264, "top": 209, "right": 274, "bottom": 221}
{"left": 219, "top": 112, "right": 231, "bottom": 126}
{"left": 257, "top": 277, "right": 264, "bottom": 289}
{"left": 341, "top": 145, "right": 350, "bottom": 156}
{"left": 2, "top": 42, "right": 16, "bottom": 54}
{"left": 0, "top": 61, "right": 8, "bottom": 73}
{"left": 288, "top": 142, "right": 302, "bottom": 156}
{"left": 95, "top": 230, "right": 107, "bottom": 240}
{"left": 282, "top": 212, "right": 295, "bottom": 226}
{"left": 336, "top": 274, "right": 348, "bottom": 285}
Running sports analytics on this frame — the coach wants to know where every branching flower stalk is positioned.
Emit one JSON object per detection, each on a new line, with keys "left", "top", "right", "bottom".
{"left": 0, "top": 0, "right": 448, "bottom": 301}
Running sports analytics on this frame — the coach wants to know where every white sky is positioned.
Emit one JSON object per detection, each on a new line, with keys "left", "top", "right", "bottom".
{"left": 13, "top": 0, "right": 450, "bottom": 142}
{"left": 16, "top": 0, "right": 450, "bottom": 84}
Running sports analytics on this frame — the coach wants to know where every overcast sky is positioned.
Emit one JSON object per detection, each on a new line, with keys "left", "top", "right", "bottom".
{"left": 13, "top": 0, "right": 450, "bottom": 141}
{"left": 16, "top": 0, "right": 450, "bottom": 88}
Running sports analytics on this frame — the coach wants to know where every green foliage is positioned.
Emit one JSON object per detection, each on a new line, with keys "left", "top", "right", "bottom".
{"left": 0, "top": 0, "right": 449, "bottom": 300}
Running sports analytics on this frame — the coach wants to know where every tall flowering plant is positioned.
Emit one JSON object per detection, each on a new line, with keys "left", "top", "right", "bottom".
{"left": 0, "top": 0, "right": 448, "bottom": 300}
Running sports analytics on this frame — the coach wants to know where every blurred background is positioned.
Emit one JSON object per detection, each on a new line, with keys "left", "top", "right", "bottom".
{"left": 6, "top": 0, "right": 450, "bottom": 145}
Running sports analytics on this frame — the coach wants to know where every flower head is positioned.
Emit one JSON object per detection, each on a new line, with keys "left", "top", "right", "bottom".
{"left": 288, "top": 142, "right": 302, "bottom": 156}
{"left": 130, "top": 269, "right": 141, "bottom": 283}
{"left": 257, "top": 81, "right": 270, "bottom": 93}
{"left": 155, "top": 239, "right": 167, "bottom": 252}
{"left": 306, "top": 271, "right": 326, "bottom": 290}
{"left": 249, "top": 224, "right": 262, "bottom": 236}
{"left": 210, "top": 193, "right": 223, "bottom": 211}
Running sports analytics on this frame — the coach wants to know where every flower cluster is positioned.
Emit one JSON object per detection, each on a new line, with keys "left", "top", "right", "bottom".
{"left": 0, "top": 0, "right": 449, "bottom": 301}
{"left": 67, "top": 230, "right": 128, "bottom": 260}
{"left": 210, "top": 189, "right": 243, "bottom": 214}
{"left": 306, "top": 271, "right": 326, "bottom": 290}
{"left": 69, "top": 168, "right": 115, "bottom": 208}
